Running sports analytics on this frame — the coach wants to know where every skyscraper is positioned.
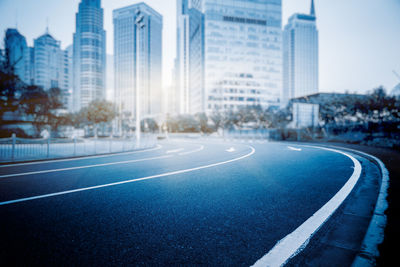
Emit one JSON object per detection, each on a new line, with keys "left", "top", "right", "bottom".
{"left": 73, "top": 0, "right": 106, "bottom": 112}
{"left": 175, "top": 0, "right": 205, "bottom": 115}
{"left": 203, "top": 0, "right": 282, "bottom": 112}
{"left": 4, "top": 29, "right": 31, "bottom": 84}
{"left": 33, "top": 32, "right": 62, "bottom": 90}
{"left": 33, "top": 32, "right": 71, "bottom": 109}
{"left": 113, "top": 3, "right": 163, "bottom": 119}
{"left": 282, "top": 0, "right": 319, "bottom": 106}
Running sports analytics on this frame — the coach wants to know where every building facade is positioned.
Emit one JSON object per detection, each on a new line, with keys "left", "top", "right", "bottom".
{"left": 64, "top": 45, "right": 74, "bottom": 111}
{"left": 175, "top": 0, "right": 205, "bottom": 115}
{"left": 33, "top": 32, "right": 71, "bottom": 110}
{"left": 292, "top": 102, "right": 319, "bottom": 128}
{"left": 4, "top": 29, "right": 31, "bottom": 84}
{"left": 113, "top": 3, "right": 162, "bottom": 119}
{"left": 33, "top": 33, "right": 62, "bottom": 90}
{"left": 73, "top": 0, "right": 106, "bottom": 112}
{"left": 282, "top": 0, "right": 319, "bottom": 106}
{"left": 203, "top": 0, "right": 282, "bottom": 112}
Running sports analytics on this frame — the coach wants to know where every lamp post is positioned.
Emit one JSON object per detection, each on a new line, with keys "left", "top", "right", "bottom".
{"left": 135, "top": 10, "right": 145, "bottom": 148}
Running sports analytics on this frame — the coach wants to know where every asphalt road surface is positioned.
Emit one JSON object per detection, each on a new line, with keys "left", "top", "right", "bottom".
{"left": 0, "top": 140, "right": 362, "bottom": 266}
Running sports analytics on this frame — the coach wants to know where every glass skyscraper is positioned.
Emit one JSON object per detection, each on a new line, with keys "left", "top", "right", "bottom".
{"left": 203, "top": 0, "right": 282, "bottom": 111}
{"left": 4, "top": 29, "right": 31, "bottom": 84}
{"left": 33, "top": 33, "right": 62, "bottom": 90}
{"left": 282, "top": 0, "right": 319, "bottom": 106}
{"left": 175, "top": 0, "right": 205, "bottom": 115}
{"left": 113, "top": 3, "right": 163, "bottom": 119}
{"left": 73, "top": 0, "right": 106, "bottom": 112}
{"left": 33, "top": 32, "right": 71, "bottom": 109}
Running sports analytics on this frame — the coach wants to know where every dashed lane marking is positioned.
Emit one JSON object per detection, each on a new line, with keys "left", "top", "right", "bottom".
{"left": 288, "top": 146, "right": 302, "bottom": 152}
{"left": 179, "top": 145, "right": 204, "bottom": 156}
{"left": 166, "top": 148, "right": 185, "bottom": 154}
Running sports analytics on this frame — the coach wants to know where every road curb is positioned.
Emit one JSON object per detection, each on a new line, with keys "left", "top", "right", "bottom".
{"left": 319, "top": 145, "right": 389, "bottom": 267}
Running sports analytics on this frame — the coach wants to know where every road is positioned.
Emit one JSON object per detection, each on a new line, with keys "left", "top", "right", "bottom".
{"left": 0, "top": 139, "right": 363, "bottom": 266}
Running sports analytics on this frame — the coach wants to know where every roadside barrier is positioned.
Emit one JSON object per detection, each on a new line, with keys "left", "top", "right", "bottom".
{"left": 0, "top": 133, "right": 157, "bottom": 163}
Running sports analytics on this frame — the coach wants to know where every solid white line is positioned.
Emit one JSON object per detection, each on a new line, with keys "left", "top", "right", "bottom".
{"left": 0, "top": 155, "right": 173, "bottom": 179}
{"left": 288, "top": 146, "right": 302, "bottom": 152}
{"left": 178, "top": 145, "right": 204, "bottom": 156}
{"left": 0, "top": 146, "right": 255, "bottom": 206}
{"left": 166, "top": 148, "right": 184, "bottom": 154}
{"left": 252, "top": 145, "right": 362, "bottom": 267}
{"left": 0, "top": 145, "right": 163, "bottom": 168}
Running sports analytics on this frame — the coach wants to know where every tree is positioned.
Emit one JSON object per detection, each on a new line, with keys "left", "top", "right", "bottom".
{"left": 195, "top": 112, "right": 210, "bottom": 133}
{"left": 19, "top": 85, "right": 49, "bottom": 134}
{"left": 19, "top": 86, "right": 66, "bottom": 136}
{"left": 141, "top": 118, "right": 158, "bottom": 132}
{"left": 0, "top": 70, "right": 24, "bottom": 119}
{"left": 85, "top": 100, "right": 117, "bottom": 136}
{"left": 210, "top": 111, "right": 223, "bottom": 131}
{"left": 46, "top": 88, "right": 67, "bottom": 136}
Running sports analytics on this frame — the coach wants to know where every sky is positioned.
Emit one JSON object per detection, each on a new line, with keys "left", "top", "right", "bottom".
{"left": 0, "top": 0, "right": 400, "bottom": 94}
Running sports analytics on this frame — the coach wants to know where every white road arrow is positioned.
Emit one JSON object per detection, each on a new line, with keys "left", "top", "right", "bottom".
{"left": 288, "top": 146, "right": 302, "bottom": 152}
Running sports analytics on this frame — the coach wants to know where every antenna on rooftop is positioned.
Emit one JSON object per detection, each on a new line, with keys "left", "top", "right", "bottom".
{"left": 46, "top": 17, "right": 49, "bottom": 34}
{"left": 15, "top": 10, "right": 18, "bottom": 29}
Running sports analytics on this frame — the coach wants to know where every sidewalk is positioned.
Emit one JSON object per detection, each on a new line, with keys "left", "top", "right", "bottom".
{"left": 308, "top": 142, "right": 399, "bottom": 266}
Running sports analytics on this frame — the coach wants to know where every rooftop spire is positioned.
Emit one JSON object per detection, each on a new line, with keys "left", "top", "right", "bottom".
{"left": 46, "top": 17, "right": 49, "bottom": 34}
{"left": 310, "top": 0, "right": 316, "bottom": 17}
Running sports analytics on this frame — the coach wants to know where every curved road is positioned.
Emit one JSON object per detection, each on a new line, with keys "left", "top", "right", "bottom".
{"left": 0, "top": 140, "right": 360, "bottom": 266}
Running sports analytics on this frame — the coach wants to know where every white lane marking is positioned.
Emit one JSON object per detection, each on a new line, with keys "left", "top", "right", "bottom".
{"left": 288, "top": 146, "right": 302, "bottom": 152}
{"left": 166, "top": 148, "right": 184, "bottom": 154}
{"left": 179, "top": 145, "right": 204, "bottom": 156}
{"left": 0, "top": 145, "right": 163, "bottom": 168}
{"left": 226, "top": 147, "right": 236, "bottom": 153}
{"left": 0, "top": 155, "right": 173, "bottom": 179}
{"left": 252, "top": 145, "right": 362, "bottom": 267}
{"left": 0, "top": 146, "right": 255, "bottom": 206}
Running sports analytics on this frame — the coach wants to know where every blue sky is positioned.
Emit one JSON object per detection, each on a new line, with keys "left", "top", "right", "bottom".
{"left": 1, "top": 0, "right": 399, "bottom": 94}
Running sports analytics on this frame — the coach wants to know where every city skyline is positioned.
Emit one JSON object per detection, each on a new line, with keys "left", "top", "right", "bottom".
{"left": 0, "top": 0, "right": 400, "bottom": 95}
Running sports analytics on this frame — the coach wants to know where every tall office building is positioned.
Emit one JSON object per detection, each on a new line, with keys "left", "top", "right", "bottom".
{"left": 106, "top": 54, "right": 114, "bottom": 102}
{"left": 33, "top": 32, "right": 62, "bottom": 90}
{"left": 113, "top": 3, "right": 162, "bottom": 119}
{"left": 73, "top": 0, "right": 106, "bottom": 112}
{"left": 33, "top": 32, "right": 71, "bottom": 109}
{"left": 4, "top": 29, "right": 31, "bottom": 84}
{"left": 203, "top": 0, "right": 282, "bottom": 111}
{"left": 175, "top": 0, "right": 205, "bottom": 115}
{"left": 282, "top": 0, "right": 318, "bottom": 106}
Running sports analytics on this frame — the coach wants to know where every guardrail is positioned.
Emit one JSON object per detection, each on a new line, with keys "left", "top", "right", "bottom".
{"left": 223, "top": 129, "right": 272, "bottom": 140}
{"left": 0, "top": 133, "right": 157, "bottom": 163}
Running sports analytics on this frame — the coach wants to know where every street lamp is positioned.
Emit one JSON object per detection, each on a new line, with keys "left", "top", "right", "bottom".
{"left": 135, "top": 10, "right": 145, "bottom": 148}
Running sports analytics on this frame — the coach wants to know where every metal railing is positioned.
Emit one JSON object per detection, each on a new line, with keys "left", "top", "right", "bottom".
{"left": 0, "top": 133, "right": 157, "bottom": 163}
{"left": 223, "top": 129, "right": 272, "bottom": 140}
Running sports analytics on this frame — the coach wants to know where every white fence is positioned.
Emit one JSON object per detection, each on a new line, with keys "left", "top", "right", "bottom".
{"left": 0, "top": 134, "right": 157, "bottom": 163}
